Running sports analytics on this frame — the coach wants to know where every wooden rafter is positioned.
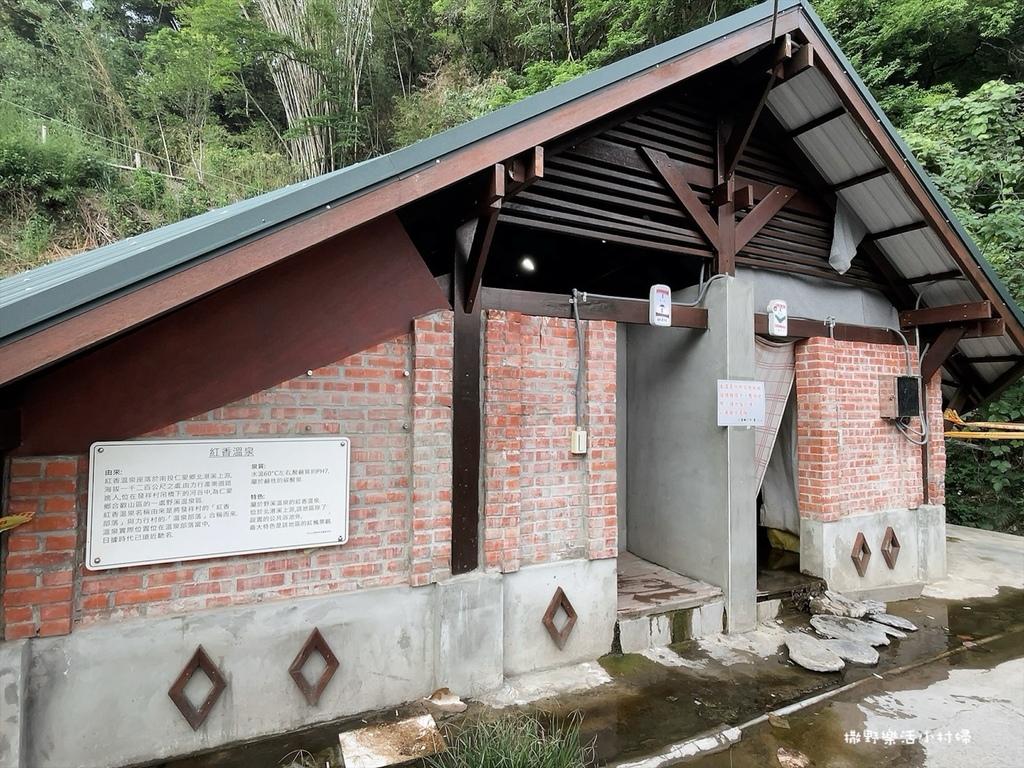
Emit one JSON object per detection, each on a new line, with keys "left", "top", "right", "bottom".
{"left": 789, "top": 107, "right": 845, "bottom": 138}
{"left": 903, "top": 270, "right": 963, "bottom": 285}
{"left": 831, "top": 167, "right": 889, "bottom": 192}
{"left": 864, "top": 221, "right": 929, "bottom": 242}
{"left": 642, "top": 147, "right": 719, "bottom": 247}
{"left": 735, "top": 185, "right": 798, "bottom": 251}
{"left": 723, "top": 35, "right": 793, "bottom": 180}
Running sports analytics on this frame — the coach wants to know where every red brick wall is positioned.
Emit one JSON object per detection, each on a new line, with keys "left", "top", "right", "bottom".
{"left": 795, "top": 338, "right": 945, "bottom": 522}
{"left": 482, "top": 312, "right": 617, "bottom": 572}
{"left": 1, "top": 313, "right": 454, "bottom": 638}
{"left": 2, "top": 457, "right": 85, "bottom": 639}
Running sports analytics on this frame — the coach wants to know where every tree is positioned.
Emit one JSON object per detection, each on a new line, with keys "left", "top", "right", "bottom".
{"left": 814, "top": 0, "right": 1024, "bottom": 123}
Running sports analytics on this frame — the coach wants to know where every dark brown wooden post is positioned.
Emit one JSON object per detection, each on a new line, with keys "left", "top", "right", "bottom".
{"left": 450, "top": 227, "right": 483, "bottom": 574}
{"left": 714, "top": 116, "right": 736, "bottom": 275}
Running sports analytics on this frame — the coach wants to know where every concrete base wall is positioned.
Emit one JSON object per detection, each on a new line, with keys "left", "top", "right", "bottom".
{"left": 502, "top": 558, "right": 617, "bottom": 676}
{"left": 1, "top": 558, "right": 616, "bottom": 768}
{"left": 800, "top": 505, "right": 946, "bottom": 596}
{"left": 0, "top": 640, "right": 29, "bottom": 768}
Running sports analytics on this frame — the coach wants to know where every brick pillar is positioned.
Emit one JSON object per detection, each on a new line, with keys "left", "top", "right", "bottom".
{"left": 584, "top": 320, "right": 617, "bottom": 560}
{"left": 2, "top": 456, "right": 83, "bottom": 639}
{"left": 925, "top": 372, "right": 946, "bottom": 505}
{"left": 795, "top": 337, "right": 841, "bottom": 522}
{"left": 410, "top": 311, "right": 455, "bottom": 586}
{"left": 482, "top": 310, "right": 523, "bottom": 573}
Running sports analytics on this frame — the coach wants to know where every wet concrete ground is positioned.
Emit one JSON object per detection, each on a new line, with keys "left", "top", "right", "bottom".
{"left": 152, "top": 527, "right": 1023, "bottom": 768}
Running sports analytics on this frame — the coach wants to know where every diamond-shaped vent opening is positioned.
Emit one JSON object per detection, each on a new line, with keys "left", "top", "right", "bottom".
{"left": 542, "top": 587, "right": 578, "bottom": 651}
{"left": 289, "top": 627, "right": 340, "bottom": 706}
{"left": 881, "top": 526, "right": 901, "bottom": 570}
{"left": 851, "top": 532, "right": 872, "bottom": 577}
{"left": 168, "top": 645, "right": 227, "bottom": 730}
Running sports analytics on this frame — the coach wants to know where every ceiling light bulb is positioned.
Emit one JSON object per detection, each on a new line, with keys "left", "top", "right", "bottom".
{"left": 520, "top": 256, "right": 536, "bottom": 273}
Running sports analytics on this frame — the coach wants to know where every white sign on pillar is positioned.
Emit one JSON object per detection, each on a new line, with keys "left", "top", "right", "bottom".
{"left": 649, "top": 284, "right": 672, "bottom": 327}
{"left": 767, "top": 299, "right": 788, "bottom": 337}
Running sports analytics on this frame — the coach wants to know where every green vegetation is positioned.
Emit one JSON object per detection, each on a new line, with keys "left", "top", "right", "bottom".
{"left": 0, "top": 0, "right": 1020, "bottom": 528}
{"left": 425, "top": 712, "right": 593, "bottom": 768}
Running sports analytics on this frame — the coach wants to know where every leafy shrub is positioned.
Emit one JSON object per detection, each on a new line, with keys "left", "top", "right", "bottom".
{"left": 18, "top": 211, "right": 55, "bottom": 257}
{"left": 0, "top": 116, "right": 112, "bottom": 214}
{"left": 945, "top": 381, "right": 1024, "bottom": 534}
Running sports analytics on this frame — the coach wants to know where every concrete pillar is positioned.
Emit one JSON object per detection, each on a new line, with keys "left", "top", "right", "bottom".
{"left": 625, "top": 277, "right": 757, "bottom": 632}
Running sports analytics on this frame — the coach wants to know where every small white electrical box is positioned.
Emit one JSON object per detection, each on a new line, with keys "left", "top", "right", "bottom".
{"left": 767, "top": 299, "right": 788, "bottom": 336}
{"left": 649, "top": 284, "right": 672, "bottom": 327}
{"left": 879, "top": 375, "right": 921, "bottom": 419}
{"left": 570, "top": 428, "right": 588, "bottom": 455}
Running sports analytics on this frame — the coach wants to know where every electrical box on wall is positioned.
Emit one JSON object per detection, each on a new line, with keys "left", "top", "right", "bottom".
{"left": 570, "top": 428, "right": 588, "bottom": 455}
{"left": 879, "top": 375, "right": 921, "bottom": 419}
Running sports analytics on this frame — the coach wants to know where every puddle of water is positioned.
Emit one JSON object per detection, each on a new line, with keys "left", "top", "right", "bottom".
{"left": 146, "top": 588, "right": 1024, "bottom": 768}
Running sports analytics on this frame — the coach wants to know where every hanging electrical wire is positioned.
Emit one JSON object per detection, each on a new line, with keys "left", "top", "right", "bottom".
{"left": 570, "top": 288, "right": 586, "bottom": 430}
{"left": 888, "top": 326, "right": 929, "bottom": 445}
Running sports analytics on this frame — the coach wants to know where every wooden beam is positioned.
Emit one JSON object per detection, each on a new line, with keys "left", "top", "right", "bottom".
{"left": 753, "top": 314, "right": 901, "bottom": 345}
{"left": 505, "top": 146, "right": 544, "bottom": 196}
{"left": 715, "top": 118, "right": 736, "bottom": 275}
{"left": 456, "top": 210, "right": 499, "bottom": 314}
{"left": 723, "top": 41, "right": 790, "bottom": 180}
{"left": 921, "top": 326, "right": 967, "bottom": 383}
{"left": 642, "top": 147, "right": 719, "bottom": 247}
{"left": 735, "top": 185, "right": 798, "bottom": 252}
{"left": 486, "top": 163, "right": 505, "bottom": 207}
{"left": 480, "top": 287, "right": 709, "bottom": 329}
{"left": 899, "top": 301, "right": 992, "bottom": 329}
{"left": 783, "top": 42, "right": 814, "bottom": 78}
{"left": 864, "top": 221, "right": 929, "bottom": 242}
{"left": 830, "top": 167, "right": 889, "bottom": 192}
{"left": 451, "top": 248, "right": 482, "bottom": 575}
{"left": 959, "top": 318, "right": 1005, "bottom": 339}
{"left": 789, "top": 107, "right": 846, "bottom": 138}
{"left": 720, "top": 66, "right": 782, "bottom": 179}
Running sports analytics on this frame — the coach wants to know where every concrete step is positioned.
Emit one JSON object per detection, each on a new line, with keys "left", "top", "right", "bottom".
{"left": 614, "top": 599, "right": 726, "bottom": 654}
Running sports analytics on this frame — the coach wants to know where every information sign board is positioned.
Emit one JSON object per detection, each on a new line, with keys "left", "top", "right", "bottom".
{"left": 86, "top": 438, "right": 349, "bottom": 570}
{"left": 717, "top": 380, "right": 766, "bottom": 426}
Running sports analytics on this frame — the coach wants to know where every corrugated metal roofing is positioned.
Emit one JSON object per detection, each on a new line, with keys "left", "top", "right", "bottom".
{"left": 1, "top": 0, "right": 1020, "bottom": 396}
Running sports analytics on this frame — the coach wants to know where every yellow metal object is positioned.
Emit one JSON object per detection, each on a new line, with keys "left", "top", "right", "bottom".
{"left": 943, "top": 409, "right": 1024, "bottom": 440}
{"left": 0, "top": 513, "right": 34, "bottom": 532}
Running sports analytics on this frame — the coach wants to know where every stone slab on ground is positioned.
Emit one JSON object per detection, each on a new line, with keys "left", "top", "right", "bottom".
{"left": 869, "top": 613, "right": 918, "bottom": 632}
{"left": 810, "top": 615, "right": 890, "bottom": 647}
{"left": 820, "top": 638, "right": 879, "bottom": 666}
{"left": 338, "top": 714, "right": 443, "bottom": 768}
{"left": 785, "top": 632, "right": 845, "bottom": 673}
{"left": 810, "top": 591, "right": 869, "bottom": 618}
